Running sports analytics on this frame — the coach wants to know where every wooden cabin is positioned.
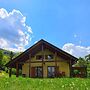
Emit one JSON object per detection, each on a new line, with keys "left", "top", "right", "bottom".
{"left": 6, "top": 39, "right": 78, "bottom": 78}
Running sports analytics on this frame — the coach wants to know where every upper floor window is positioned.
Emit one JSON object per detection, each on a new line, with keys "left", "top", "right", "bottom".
{"left": 36, "top": 55, "right": 53, "bottom": 60}
{"left": 36, "top": 55, "right": 44, "bottom": 60}
{"left": 45, "top": 55, "right": 53, "bottom": 60}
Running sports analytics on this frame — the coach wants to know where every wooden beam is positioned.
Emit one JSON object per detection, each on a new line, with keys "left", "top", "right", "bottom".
{"left": 28, "top": 60, "right": 67, "bottom": 63}
{"left": 29, "top": 54, "right": 31, "bottom": 77}
{"left": 69, "top": 59, "right": 72, "bottom": 77}
{"left": 55, "top": 52, "right": 57, "bottom": 77}
{"left": 42, "top": 43, "right": 44, "bottom": 78}
{"left": 23, "top": 60, "right": 57, "bottom": 63}
{"left": 16, "top": 62, "right": 19, "bottom": 77}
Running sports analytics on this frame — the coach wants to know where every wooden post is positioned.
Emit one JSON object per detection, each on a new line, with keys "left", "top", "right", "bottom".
{"left": 9, "top": 68, "right": 12, "bottom": 77}
{"left": 55, "top": 52, "right": 57, "bottom": 77}
{"left": 42, "top": 44, "right": 44, "bottom": 78}
{"left": 29, "top": 54, "right": 31, "bottom": 78}
{"left": 69, "top": 60, "right": 72, "bottom": 78}
{"left": 16, "top": 62, "right": 19, "bottom": 77}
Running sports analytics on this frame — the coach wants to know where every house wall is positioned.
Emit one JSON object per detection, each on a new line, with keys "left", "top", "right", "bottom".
{"left": 22, "top": 49, "right": 70, "bottom": 77}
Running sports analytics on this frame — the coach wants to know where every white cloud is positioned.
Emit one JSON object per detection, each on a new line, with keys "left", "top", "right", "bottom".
{"left": 0, "top": 8, "right": 8, "bottom": 18}
{"left": 0, "top": 38, "right": 9, "bottom": 48}
{"left": 0, "top": 8, "right": 32, "bottom": 52}
{"left": 62, "top": 43, "right": 90, "bottom": 58}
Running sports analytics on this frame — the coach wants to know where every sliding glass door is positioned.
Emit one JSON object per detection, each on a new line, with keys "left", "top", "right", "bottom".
{"left": 48, "top": 66, "right": 55, "bottom": 78}
{"left": 35, "top": 67, "right": 43, "bottom": 78}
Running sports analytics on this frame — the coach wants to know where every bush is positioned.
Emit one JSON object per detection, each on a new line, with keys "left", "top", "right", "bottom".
{"left": 73, "top": 70, "right": 80, "bottom": 75}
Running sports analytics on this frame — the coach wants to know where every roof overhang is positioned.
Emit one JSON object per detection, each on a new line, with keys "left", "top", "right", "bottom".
{"left": 5, "top": 39, "right": 78, "bottom": 68}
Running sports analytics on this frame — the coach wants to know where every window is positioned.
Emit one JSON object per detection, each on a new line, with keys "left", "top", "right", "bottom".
{"left": 48, "top": 66, "right": 55, "bottom": 77}
{"left": 45, "top": 55, "right": 53, "bottom": 60}
{"left": 35, "top": 67, "right": 43, "bottom": 78}
{"left": 36, "top": 55, "right": 44, "bottom": 60}
{"left": 31, "top": 67, "right": 43, "bottom": 78}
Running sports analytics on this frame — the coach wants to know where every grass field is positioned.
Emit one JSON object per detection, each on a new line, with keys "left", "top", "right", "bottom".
{"left": 0, "top": 75, "right": 90, "bottom": 90}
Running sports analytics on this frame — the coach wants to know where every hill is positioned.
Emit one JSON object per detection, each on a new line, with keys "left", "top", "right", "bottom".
{"left": 0, "top": 48, "right": 22, "bottom": 66}
{"left": 0, "top": 48, "right": 11, "bottom": 56}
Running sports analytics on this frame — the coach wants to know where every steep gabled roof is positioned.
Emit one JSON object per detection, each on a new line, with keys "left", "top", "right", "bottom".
{"left": 6, "top": 39, "right": 78, "bottom": 68}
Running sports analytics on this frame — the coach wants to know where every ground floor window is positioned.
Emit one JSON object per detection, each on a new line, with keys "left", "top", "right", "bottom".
{"left": 35, "top": 67, "right": 43, "bottom": 78}
{"left": 31, "top": 67, "right": 43, "bottom": 78}
{"left": 48, "top": 66, "right": 55, "bottom": 78}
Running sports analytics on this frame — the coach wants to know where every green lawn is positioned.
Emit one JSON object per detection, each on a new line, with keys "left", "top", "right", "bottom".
{"left": 0, "top": 76, "right": 90, "bottom": 90}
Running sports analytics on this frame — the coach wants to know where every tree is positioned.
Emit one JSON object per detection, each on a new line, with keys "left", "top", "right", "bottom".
{"left": 9, "top": 51, "right": 14, "bottom": 61}
{"left": 85, "top": 54, "right": 90, "bottom": 77}
{"left": 85, "top": 54, "right": 90, "bottom": 64}
{"left": 0, "top": 51, "right": 3, "bottom": 65}
{"left": 85, "top": 54, "right": 90, "bottom": 68}
{"left": 9, "top": 51, "right": 14, "bottom": 77}
{"left": 74, "top": 57, "right": 86, "bottom": 67}
{"left": 2, "top": 55, "right": 10, "bottom": 65}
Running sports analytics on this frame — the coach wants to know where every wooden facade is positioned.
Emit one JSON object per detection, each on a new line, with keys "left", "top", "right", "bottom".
{"left": 5, "top": 39, "right": 78, "bottom": 78}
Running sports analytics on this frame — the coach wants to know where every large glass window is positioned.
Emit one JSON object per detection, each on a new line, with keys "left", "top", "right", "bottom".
{"left": 35, "top": 67, "right": 43, "bottom": 78}
{"left": 48, "top": 66, "right": 55, "bottom": 77}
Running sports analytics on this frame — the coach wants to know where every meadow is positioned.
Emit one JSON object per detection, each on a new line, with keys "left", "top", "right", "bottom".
{"left": 0, "top": 74, "right": 90, "bottom": 90}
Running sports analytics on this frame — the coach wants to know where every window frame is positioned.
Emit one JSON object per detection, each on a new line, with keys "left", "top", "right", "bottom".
{"left": 45, "top": 55, "right": 53, "bottom": 60}
{"left": 36, "top": 55, "right": 44, "bottom": 60}
{"left": 47, "top": 66, "right": 55, "bottom": 78}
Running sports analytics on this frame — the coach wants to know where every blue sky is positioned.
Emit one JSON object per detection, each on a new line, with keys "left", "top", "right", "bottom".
{"left": 0, "top": 0, "right": 90, "bottom": 57}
